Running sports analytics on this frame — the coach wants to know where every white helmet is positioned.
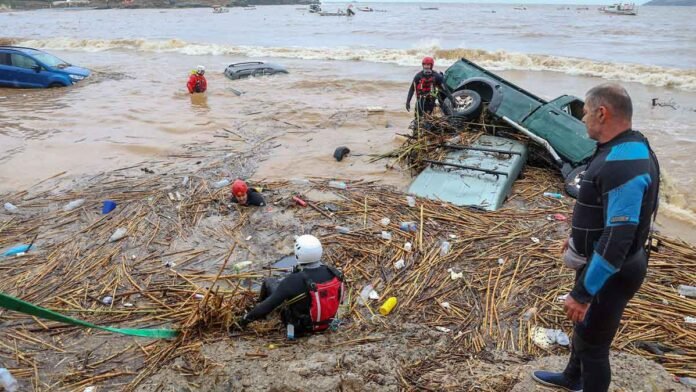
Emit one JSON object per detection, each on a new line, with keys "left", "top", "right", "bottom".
{"left": 294, "top": 234, "right": 322, "bottom": 265}
{"left": 196, "top": 65, "right": 205, "bottom": 74}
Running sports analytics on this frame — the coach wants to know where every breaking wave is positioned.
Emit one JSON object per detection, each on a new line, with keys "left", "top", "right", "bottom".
{"left": 11, "top": 37, "right": 696, "bottom": 91}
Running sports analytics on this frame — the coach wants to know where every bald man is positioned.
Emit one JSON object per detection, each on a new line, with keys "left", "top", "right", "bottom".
{"left": 533, "top": 84, "right": 660, "bottom": 392}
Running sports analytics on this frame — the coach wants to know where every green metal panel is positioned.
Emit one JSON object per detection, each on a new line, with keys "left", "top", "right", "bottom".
{"left": 408, "top": 135, "right": 528, "bottom": 211}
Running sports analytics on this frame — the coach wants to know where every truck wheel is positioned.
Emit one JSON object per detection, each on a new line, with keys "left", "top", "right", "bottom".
{"left": 48, "top": 82, "right": 65, "bottom": 88}
{"left": 445, "top": 89, "right": 482, "bottom": 120}
{"left": 564, "top": 164, "right": 587, "bottom": 199}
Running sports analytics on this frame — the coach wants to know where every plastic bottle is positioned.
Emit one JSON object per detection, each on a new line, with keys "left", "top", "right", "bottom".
{"left": 212, "top": 179, "right": 230, "bottom": 189}
{"left": 109, "top": 227, "right": 127, "bottom": 242}
{"left": 3, "top": 202, "right": 19, "bottom": 214}
{"left": 0, "top": 368, "right": 18, "bottom": 392}
{"left": 406, "top": 196, "right": 416, "bottom": 207}
{"left": 286, "top": 323, "right": 295, "bottom": 341}
{"left": 63, "top": 199, "right": 85, "bottom": 212}
{"left": 677, "top": 285, "right": 696, "bottom": 298}
{"left": 335, "top": 226, "right": 351, "bottom": 234}
{"left": 440, "top": 241, "right": 451, "bottom": 256}
{"left": 543, "top": 192, "right": 563, "bottom": 199}
{"left": 328, "top": 180, "right": 347, "bottom": 190}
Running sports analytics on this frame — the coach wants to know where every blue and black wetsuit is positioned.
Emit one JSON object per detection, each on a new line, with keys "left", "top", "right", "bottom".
{"left": 564, "top": 129, "right": 660, "bottom": 391}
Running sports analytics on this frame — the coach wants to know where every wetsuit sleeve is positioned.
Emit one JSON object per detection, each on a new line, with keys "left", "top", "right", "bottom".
{"left": 570, "top": 142, "right": 653, "bottom": 303}
{"left": 435, "top": 73, "right": 455, "bottom": 101}
{"left": 407, "top": 74, "right": 420, "bottom": 104}
{"left": 245, "top": 277, "right": 297, "bottom": 322}
{"left": 247, "top": 190, "right": 266, "bottom": 206}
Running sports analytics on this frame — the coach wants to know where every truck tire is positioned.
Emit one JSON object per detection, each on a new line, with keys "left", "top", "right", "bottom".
{"left": 564, "top": 164, "right": 587, "bottom": 199}
{"left": 48, "top": 82, "right": 65, "bottom": 88}
{"left": 445, "top": 89, "right": 482, "bottom": 121}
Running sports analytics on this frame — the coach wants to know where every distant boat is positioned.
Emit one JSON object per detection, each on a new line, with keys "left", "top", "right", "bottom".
{"left": 308, "top": 3, "right": 321, "bottom": 13}
{"left": 357, "top": 6, "right": 373, "bottom": 12}
{"left": 419, "top": 6, "right": 438, "bottom": 10}
{"left": 599, "top": 3, "right": 637, "bottom": 15}
{"left": 212, "top": 5, "right": 229, "bottom": 12}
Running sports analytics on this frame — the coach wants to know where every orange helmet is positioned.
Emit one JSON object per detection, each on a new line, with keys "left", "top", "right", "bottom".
{"left": 231, "top": 179, "right": 248, "bottom": 197}
{"left": 422, "top": 56, "right": 434, "bottom": 67}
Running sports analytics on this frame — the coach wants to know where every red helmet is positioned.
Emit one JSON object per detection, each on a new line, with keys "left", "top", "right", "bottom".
{"left": 422, "top": 56, "right": 434, "bottom": 67}
{"left": 231, "top": 179, "right": 248, "bottom": 197}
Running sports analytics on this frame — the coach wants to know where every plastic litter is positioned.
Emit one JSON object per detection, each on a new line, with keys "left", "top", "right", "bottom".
{"left": 498, "top": 258, "right": 505, "bottom": 265}
{"left": 447, "top": 268, "right": 463, "bottom": 280}
{"left": 677, "top": 377, "right": 696, "bottom": 387}
{"left": 328, "top": 180, "right": 347, "bottom": 190}
{"left": 685, "top": 316, "right": 696, "bottom": 324}
{"left": 63, "top": 199, "right": 85, "bottom": 212}
{"left": 406, "top": 196, "right": 416, "bottom": 208}
{"left": 380, "top": 217, "right": 391, "bottom": 226}
{"left": 381, "top": 231, "right": 392, "bottom": 241}
{"left": 394, "top": 259, "right": 405, "bottom": 269}
{"left": 194, "top": 293, "right": 205, "bottom": 300}
{"left": 0, "top": 368, "right": 18, "bottom": 392}
{"left": 290, "top": 178, "right": 310, "bottom": 185}
{"left": 531, "top": 237, "right": 540, "bottom": 244}
{"left": 543, "top": 192, "right": 563, "bottom": 199}
{"left": 2, "top": 244, "right": 32, "bottom": 257}
{"left": 440, "top": 241, "right": 451, "bottom": 256}
{"left": 234, "top": 261, "right": 253, "bottom": 272}
{"left": 435, "top": 326, "right": 451, "bottom": 333}
{"left": 102, "top": 200, "right": 117, "bottom": 214}
{"left": 439, "top": 302, "right": 451, "bottom": 310}
{"left": 333, "top": 146, "right": 350, "bottom": 162}
{"left": 378, "top": 297, "right": 397, "bottom": 316}
{"left": 84, "top": 386, "right": 96, "bottom": 392}
{"left": 245, "top": 235, "right": 252, "bottom": 241}
{"left": 101, "top": 296, "right": 113, "bottom": 305}
{"left": 557, "top": 293, "right": 569, "bottom": 302}
{"left": 399, "top": 221, "right": 418, "bottom": 232}
{"left": 546, "top": 213, "right": 568, "bottom": 221}
{"left": 182, "top": 176, "right": 189, "bottom": 186}
{"left": 292, "top": 196, "right": 307, "bottom": 207}
{"left": 366, "top": 106, "right": 384, "bottom": 113}
{"left": 212, "top": 179, "right": 230, "bottom": 189}
{"left": 677, "top": 284, "right": 696, "bottom": 298}
{"left": 335, "top": 226, "right": 351, "bottom": 234}
{"left": 3, "top": 202, "right": 19, "bottom": 214}
{"left": 109, "top": 228, "right": 127, "bottom": 242}
{"left": 403, "top": 242, "right": 412, "bottom": 252}
{"left": 359, "top": 284, "right": 379, "bottom": 304}
{"left": 287, "top": 323, "right": 295, "bottom": 341}
{"left": 532, "top": 326, "right": 570, "bottom": 348}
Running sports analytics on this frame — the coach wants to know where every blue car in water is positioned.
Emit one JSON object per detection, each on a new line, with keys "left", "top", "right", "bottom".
{"left": 0, "top": 46, "right": 90, "bottom": 88}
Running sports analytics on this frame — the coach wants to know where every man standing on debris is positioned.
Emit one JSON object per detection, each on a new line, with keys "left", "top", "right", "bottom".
{"left": 533, "top": 84, "right": 660, "bottom": 392}
{"left": 234, "top": 235, "right": 344, "bottom": 337}
{"left": 405, "top": 57, "right": 454, "bottom": 121}
{"left": 230, "top": 179, "right": 265, "bottom": 207}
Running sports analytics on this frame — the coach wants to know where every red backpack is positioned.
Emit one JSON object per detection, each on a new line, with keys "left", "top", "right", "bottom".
{"left": 304, "top": 266, "right": 344, "bottom": 332}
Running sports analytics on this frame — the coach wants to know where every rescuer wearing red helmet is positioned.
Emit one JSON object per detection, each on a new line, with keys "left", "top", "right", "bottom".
{"left": 405, "top": 56, "right": 454, "bottom": 122}
{"left": 230, "top": 179, "right": 266, "bottom": 206}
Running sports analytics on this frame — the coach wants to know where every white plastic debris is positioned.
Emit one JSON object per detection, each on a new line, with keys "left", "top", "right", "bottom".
{"left": 63, "top": 199, "right": 86, "bottom": 212}
{"left": 212, "top": 179, "right": 231, "bottom": 189}
{"left": 439, "top": 302, "right": 451, "bottom": 310}
{"left": 685, "top": 316, "right": 696, "bottom": 324}
{"left": 101, "top": 296, "right": 113, "bottom": 305}
{"left": 359, "top": 284, "right": 374, "bottom": 305}
{"left": 557, "top": 294, "right": 569, "bottom": 302}
{"left": 164, "top": 261, "right": 176, "bottom": 268}
{"left": 406, "top": 196, "right": 416, "bottom": 208}
{"left": 245, "top": 235, "right": 252, "bottom": 241}
{"left": 3, "top": 202, "right": 19, "bottom": 214}
{"left": 678, "top": 377, "right": 696, "bottom": 387}
{"left": 447, "top": 268, "right": 463, "bottom": 280}
{"left": 498, "top": 258, "right": 505, "bottom": 265}
{"left": 677, "top": 285, "right": 696, "bottom": 298}
{"left": 366, "top": 106, "right": 384, "bottom": 113}
{"left": 182, "top": 176, "right": 189, "bottom": 186}
{"left": 380, "top": 217, "right": 391, "bottom": 226}
{"left": 123, "top": 302, "right": 134, "bottom": 308}
{"left": 532, "top": 326, "right": 570, "bottom": 348}
{"left": 439, "top": 241, "right": 451, "bottom": 256}
{"left": 0, "top": 368, "right": 18, "bottom": 392}
{"left": 448, "top": 234, "right": 458, "bottom": 239}
{"left": 381, "top": 231, "right": 392, "bottom": 241}
{"left": 234, "top": 261, "right": 253, "bottom": 272}
{"left": 403, "top": 242, "right": 412, "bottom": 252}
{"left": 83, "top": 387, "right": 96, "bottom": 392}
{"left": 435, "top": 326, "right": 451, "bottom": 333}
{"left": 194, "top": 293, "right": 205, "bottom": 300}
{"left": 531, "top": 237, "right": 540, "bottom": 244}
{"left": 368, "top": 289, "right": 380, "bottom": 300}
{"left": 394, "top": 259, "right": 405, "bottom": 270}
{"left": 109, "top": 227, "right": 127, "bottom": 242}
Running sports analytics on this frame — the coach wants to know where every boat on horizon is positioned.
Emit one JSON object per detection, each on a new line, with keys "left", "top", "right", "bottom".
{"left": 599, "top": 2, "right": 637, "bottom": 15}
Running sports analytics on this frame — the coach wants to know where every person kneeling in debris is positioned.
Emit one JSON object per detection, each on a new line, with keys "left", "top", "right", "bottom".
{"left": 231, "top": 179, "right": 265, "bottom": 207}
{"left": 235, "top": 235, "right": 344, "bottom": 336}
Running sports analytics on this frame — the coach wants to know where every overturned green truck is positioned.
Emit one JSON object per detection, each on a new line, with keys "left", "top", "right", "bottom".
{"left": 408, "top": 58, "right": 596, "bottom": 210}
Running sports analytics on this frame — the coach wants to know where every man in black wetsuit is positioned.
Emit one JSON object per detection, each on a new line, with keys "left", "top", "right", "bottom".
{"left": 235, "top": 235, "right": 343, "bottom": 336}
{"left": 533, "top": 84, "right": 660, "bottom": 392}
{"left": 405, "top": 56, "right": 454, "bottom": 122}
{"left": 231, "top": 179, "right": 265, "bottom": 207}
